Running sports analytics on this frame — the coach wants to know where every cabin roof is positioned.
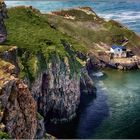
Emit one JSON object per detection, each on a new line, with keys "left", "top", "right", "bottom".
{"left": 111, "top": 45, "right": 126, "bottom": 50}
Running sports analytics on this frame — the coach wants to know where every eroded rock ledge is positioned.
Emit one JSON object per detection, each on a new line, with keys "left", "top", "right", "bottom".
{"left": 0, "top": 45, "right": 96, "bottom": 138}
{"left": 0, "top": 47, "right": 37, "bottom": 139}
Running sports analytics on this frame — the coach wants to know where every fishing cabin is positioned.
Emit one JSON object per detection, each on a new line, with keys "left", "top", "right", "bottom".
{"left": 110, "top": 45, "right": 127, "bottom": 58}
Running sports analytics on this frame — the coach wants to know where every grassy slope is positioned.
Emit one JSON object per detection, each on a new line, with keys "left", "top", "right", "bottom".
{"left": 1, "top": 6, "right": 87, "bottom": 82}
{"left": 1, "top": 6, "right": 140, "bottom": 82}
{"left": 46, "top": 7, "right": 140, "bottom": 54}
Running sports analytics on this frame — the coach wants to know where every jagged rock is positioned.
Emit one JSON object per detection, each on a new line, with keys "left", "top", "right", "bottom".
{"left": 0, "top": 58, "right": 37, "bottom": 139}
{"left": 86, "top": 54, "right": 103, "bottom": 71}
{"left": 80, "top": 67, "right": 96, "bottom": 95}
{"left": 35, "top": 112, "right": 45, "bottom": 139}
{"left": 2, "top": 80, "right": 37, "bottom": 139}
{"left": 117, "top": 64, "right": 124, "bottom": 70}
{"left": 0, "top": 1, "right": 7, "bottom": 43}
{"left": 32, "top": 59, "right": 80, "bottom": 123}
{"left": 76, "top": 51, "right": 87, "bottom": 60}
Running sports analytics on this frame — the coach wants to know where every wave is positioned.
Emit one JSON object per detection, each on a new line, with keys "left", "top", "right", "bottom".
{"left": 99, "top": 11, "right": 140, "bottom": 21}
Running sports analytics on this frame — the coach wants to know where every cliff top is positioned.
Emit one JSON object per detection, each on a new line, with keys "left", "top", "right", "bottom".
{"left": 47, "top": 7, "right": 140, "bottom": 55}
{"left": 0, "top": 6, "right": 140, "bottom": 82}
{"left": 50, "top": 6, "right": 99, "bottom": 22}
{"left": 1, "top": 6, "right": 86, "bottom": 82}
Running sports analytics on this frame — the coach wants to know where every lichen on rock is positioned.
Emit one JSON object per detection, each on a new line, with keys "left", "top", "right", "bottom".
{"left": 32, "top": 57, "right": 80, "bottom": 123}
{"left": 0, "top": 47, "right": 37, "bottom": 139}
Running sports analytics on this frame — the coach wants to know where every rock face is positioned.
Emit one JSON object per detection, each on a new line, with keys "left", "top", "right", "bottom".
{"left": 0, "top": 1, "right": 7, "bottom": 43}
{"left": 0, "top": 47, "right": 37, "bottom": 139}
{"left": 87, "top": 53, "right": 140, "bottom": 70}
{"left": 80, "top": 67, "right": 96, "bottom": 95}
{"left": 0, "top": 4, "right": 97, "bottom": 138}
{"left": 32, "top": 58, "right": 80, "bottom": 123}
{"left": 1, "top": 80, "right": 37, "bottom": 139}
{"left": 35, "top": 113, "right": 45, "bottom": 139}
{"left": 0, "top": 46, "right": 19, "bottom": 75}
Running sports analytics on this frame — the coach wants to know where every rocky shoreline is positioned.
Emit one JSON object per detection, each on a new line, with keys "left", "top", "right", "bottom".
{"left": 87, "top": 53, "right": 140, "bottom": 70}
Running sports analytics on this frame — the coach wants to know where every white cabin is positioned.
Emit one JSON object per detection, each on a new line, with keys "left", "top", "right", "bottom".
{"left": 110, "top": 45, "right": 127, "bottom": 58}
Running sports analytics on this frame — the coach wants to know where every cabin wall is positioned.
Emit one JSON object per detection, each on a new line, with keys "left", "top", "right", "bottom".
{"left": 110, "top": 48, "right": 127, "bottom": 58}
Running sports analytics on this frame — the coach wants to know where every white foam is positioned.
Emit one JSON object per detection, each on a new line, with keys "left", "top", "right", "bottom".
{"left": 93, "top": 72, "right": 104, "bottom": 77}
{"left": 99, "top": 11, "right": 140, "bottom": 22}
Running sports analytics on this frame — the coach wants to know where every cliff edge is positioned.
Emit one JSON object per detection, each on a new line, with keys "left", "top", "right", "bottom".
{"left": 0, "top": 4, "right": 96, "bottom": 139}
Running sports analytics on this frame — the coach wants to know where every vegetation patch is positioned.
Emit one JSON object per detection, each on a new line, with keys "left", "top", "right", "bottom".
{"left": 36, "top": 112, "right": 44, "bottom": 120}
{"left": 0, "top": 131, "right": 10, "bottom": 139}
{"left": 47, "top": 8, "right": 140, "bottom": 53}
{"left": 1, "top": 6, "right": 86, "bottom": 82}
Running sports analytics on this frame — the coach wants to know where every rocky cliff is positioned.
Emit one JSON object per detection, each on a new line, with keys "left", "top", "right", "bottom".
{"left": 0, "top": 46, "right": 37, "bottom": 139}
{"left": 32, "top": 58, "right": 80, "bottom": 123}
{"left": 0, "top": 4, "right": 96, "bottom": 139}
{"left": 1, "top": 3, "right": 140, "bottom": 139}
{"left": 80, "top": 67, "right": 96, "bottom": 95}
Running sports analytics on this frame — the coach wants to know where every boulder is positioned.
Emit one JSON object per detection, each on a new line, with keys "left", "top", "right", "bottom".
{"left": 117, "top": 65, "right": 124, "bottom": 70}
{"left": 80, "top": 67, "right": 96, "bottom": 95}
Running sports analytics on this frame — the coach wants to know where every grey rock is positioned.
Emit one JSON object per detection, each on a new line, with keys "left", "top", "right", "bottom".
{"left": 0, "top": 1, "right": 7, "bottom": 43}
{"left": 31, "top": 59, "right": 80, "bottom": 123}
{"left": 80, "top": 67, "right": 96, "bottom": 95}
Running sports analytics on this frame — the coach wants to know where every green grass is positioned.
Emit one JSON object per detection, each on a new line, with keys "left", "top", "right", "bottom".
{"left": 52, "top": 8, "right": 102, "bottom": 22}
{"left": 36, "top": 112, "right": 44, "bottom": 120}
{"left": 0, "top": 131, "right": 10, "bottom": 139}
{"left": 1, "top": 6, "right": 140, "bottom": 82}
{"left": 47, "top": 8, "right": 140, "bottom": 51}
{"left": 1, "top": 6, "right": 86, "bottom": 82}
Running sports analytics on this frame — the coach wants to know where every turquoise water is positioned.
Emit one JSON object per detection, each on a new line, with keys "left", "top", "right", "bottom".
{"left": 79, "top": 70, "right": 140, "bottom": 139}
{"left": 46, "top": 70, "right": 140, "bottom": 139}
{"left": 6, "top": 0, "right": 140, "bottom": 34}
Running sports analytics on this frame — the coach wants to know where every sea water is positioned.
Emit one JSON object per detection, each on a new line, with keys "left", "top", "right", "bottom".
{"left": 77, "top": 70, "right": 140, "bottom": 138}
{"left": 46, "top": 70, "right": 140, "bottom": 139}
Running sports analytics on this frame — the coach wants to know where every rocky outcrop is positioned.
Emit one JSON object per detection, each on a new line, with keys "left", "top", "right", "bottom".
{"left": 86, "top": 55, "right": 105, "bottom": 71}
{"left": 0, "top": 1, "right": 7, "bottom": 43}
{"left": 1, "top": 79, "right": 37, "bottom": 139}
{"left": 116, "top": 62, "right": 138, "bottom": 70}
{"left": 36, "top": 113, "right": 45, "bottom": 139}
{"left": 0, "top": 47, "right": 37, "bottom": 139}
{"left": 32, "top": 58, "right": 80, "bottom": 123}
{"left": 0, "top": 4, "right": 98, "bottom": 138}
{"left": 0, "top": 46, "right": 19, "bottom": 74}
{"left": 80, "top": 67, "right": 96, "bottom": 95}
{"left": 87, "top": 52, "right": 140, "bottom": 70}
